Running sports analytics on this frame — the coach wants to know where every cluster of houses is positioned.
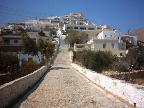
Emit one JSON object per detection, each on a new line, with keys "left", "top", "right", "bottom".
{"left": 86, "top": 30, "right": 137, "bottom": 57}
{"left": 74, "top": 28, "right": 137, "bottom": 57}
{"left": 0, "top": 12, "right": 138, "bottom": 62}
{"left": 0, "top": 23, "right": 59, "bottom": 64}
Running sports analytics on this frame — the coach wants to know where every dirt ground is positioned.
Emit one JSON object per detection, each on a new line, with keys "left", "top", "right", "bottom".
{"left": 103, "top": 70, "right": 144, "bottom": 86}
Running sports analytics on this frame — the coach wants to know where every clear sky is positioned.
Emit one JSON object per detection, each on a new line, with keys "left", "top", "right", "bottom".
{"left": 0, "top": 0, "right": 144, "bottom": 32}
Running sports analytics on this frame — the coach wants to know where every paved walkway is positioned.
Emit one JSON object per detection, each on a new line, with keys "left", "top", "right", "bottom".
{"left": 14, "top": 45, "right": 129, "bottom": 108}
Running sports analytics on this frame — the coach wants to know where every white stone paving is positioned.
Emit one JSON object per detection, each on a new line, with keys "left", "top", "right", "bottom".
{"left": 13, "top": 45, "right": 130, "bottom": 108}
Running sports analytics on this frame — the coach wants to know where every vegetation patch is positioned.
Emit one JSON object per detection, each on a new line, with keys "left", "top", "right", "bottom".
{"left": 73, "top": 50, "right": 114, "bottom": 72}
{"left": 0, "top": 30, "right": 56, "bottom": 86}
{"left": 0, "top": 54, "right": 43, "bottom": 85}
{"left": 76, "top": 44, "right": 85, "bottom": 48}
{"left": 73, "top": 41, "right": 144, "bottom": 85}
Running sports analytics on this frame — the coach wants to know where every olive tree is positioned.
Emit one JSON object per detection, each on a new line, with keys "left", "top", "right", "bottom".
{"left": 38, "top": 39, "right": 55, "bottom": 64}
{"left": 65, "top": 30, "right": 88, "bottom": 47}
{"left": 21, "top": 31, "right": 38, "bottom": 56}
{"left": 21, "top": 31, "right": 40, "bottom": 63}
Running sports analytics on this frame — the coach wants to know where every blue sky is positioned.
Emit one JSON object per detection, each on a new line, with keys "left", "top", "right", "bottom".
{"left": 0, "top": 0, "right": 144, "bottom": 32}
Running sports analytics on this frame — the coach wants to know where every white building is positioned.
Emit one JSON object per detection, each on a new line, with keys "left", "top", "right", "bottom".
{"left": 63, "top": 24, "right": 95, "bottom": 31}
{"left": 88, "top": 39, "right": 126, "bottom": 57}
{"left": 61, "top": 12, "right": 95, "bottom": 32}
{"left": 97, "top": 30, "right": 120, "bottom": 40}
{"left": 97, "top": 30, "right": 137, "bottom": 45}
{"left": 23, "top": 19, "right": 40, "bottom": 30}
{"left": 85, "top": 30, "right": 127, "bottom": 56}
{"left": 86, "top": 29, "right": 138, "bottom": 57}
{"left": 47, "top": 16, "right": 61, "bottom": 24}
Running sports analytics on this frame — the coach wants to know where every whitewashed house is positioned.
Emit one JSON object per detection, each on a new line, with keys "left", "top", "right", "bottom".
{"left": 97, "top": 30, "right": 137, "bottom": 45}
{"left": 87, "top": 30, "right": 127, "bottom": 57}
{"left": 63, "top": 24, "right": 96, "bottom": 31}
{"left": 23, "top": 19, "right": 40, "bottom": 30}
{"left": 97, "top": 30, "right": 120, "bottom": 40}
{"left": 61, "top": 12, "right": 96, "bottom": 32}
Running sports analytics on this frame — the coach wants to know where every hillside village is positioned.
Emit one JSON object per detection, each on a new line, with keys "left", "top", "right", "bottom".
{"left": 0, "top": 12, "right": 144, "bottom": 84}
{"left": 0, "top": 12, "right": 144, "bottom": 108}
{"left": 0, "top": 12, "right": 139, "bottom": 57}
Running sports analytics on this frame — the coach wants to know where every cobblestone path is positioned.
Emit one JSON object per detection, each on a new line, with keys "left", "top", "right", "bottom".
{"left": 13, "top": 45, "right": 129, "bottom": 108}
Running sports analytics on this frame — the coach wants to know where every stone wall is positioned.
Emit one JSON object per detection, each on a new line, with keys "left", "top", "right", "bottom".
{"left": 72, "top": 63, "right": 144, "bottom": 108}
{"left": 0, "top": 65, "right": 48, "bottom": 108}
{"left": 0, "top": 44, "right": 59, "bottom": 108}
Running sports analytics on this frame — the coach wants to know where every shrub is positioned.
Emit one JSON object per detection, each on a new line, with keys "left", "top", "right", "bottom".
{"left": 110, "top": 61, "right": 129, "bottom": 72}
{"left": 73, "top": 50, "right": 114, "bottom": 72}
{"left": 65, "top": 30, "right": 88, "bottom": 47}
{"left": 38, "top": 31, "right": 45, "bottom": 36}
{"left": 0, "top": 52, "right": 19, "bottom": 73}
{"left": 22, "top": 58, "right": 36, "bottom": 68}
{"left": 68, "top": 47, "right": 74, "bottom": 51}
{"left": 76, "top": 44, "right": 85, "bottom": 48}
{"left": 126, "top": 43, "right": 144, "bottom": 70}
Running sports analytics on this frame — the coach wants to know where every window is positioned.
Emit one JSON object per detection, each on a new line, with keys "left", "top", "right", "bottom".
{"left": 79, "top": 22, "right": 83, "bottom": 25}
{"left": 112, "top": 43, "right": 114, "bottom": 48}
{"left": 14, "top": 40, "right": 18, "bottom": 43}
{"left": 105, "top": 35, "right": 107, "bottom": 37}
{"left": 74, "top": 27, "right": 78, "bottom": 29}
{"left": 4, "top": 39, "right": 10, "bottom": 44}
{"left": 88, "top": 28, "right": 94, "bottom": 30}
{"left": 103, "top": 43, "right": 106, "bottom": 48}
{"left": 67, "top": 27, "right": 70, "bottom": 29}
{"left": 80, "top": 27, "right": 86, "bottom": 30}
{"left": 111, "top": 35, "right": 112, "bottom": 37}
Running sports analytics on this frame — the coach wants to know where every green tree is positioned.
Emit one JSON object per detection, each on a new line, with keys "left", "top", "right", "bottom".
{"left": 49, "top": 28, "right": 57, "bottom": 36}
{"left": 65, "top": 30, "right": 79, "bottom": 47}
{"left": 0, "top": 52, "right": 19, "bottom": 72}
{"left": 21, "top": 31, "right": 38, "bottom": 56}
{"left": 38, "top": 39, "right": 55, "bottom": 64}
{"left": 126, "top": 41, "right": 144, "bottom": 69}
{"left": 121, "top": 38, "right": 134, "bottom": 49}
{"left": 44, "top": 26, "right": 50, "bottom": 31}
{"left": 65, "top": 30, "right": 88, "bottom": 47}
{"left": 78, "top": 31, "right": 88, "bottom": 43}
{"left": 74, "top": 50, "right": 114, "bottom": 72}
{"left": 43, "top": 26, "right": 57, "bottom": 36}
{"left": 21, "top": 31, "right": 41, "bottom": 63}
{"left": 22, "top": 31, "right": 56, "bottom": 65}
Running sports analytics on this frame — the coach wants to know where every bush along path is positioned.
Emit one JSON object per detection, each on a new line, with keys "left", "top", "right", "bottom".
{"left": 13, "top": 44, "right": 129, "bottom": 108}
{"left": 73, "top": 48, "right": 144, "bottom": 85}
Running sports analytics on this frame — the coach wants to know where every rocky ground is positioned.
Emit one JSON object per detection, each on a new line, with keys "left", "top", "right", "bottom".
{"left": 13, "top": 45, "right": 130, "bottom": 108}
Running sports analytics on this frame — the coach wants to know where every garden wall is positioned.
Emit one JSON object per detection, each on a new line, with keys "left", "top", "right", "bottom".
{"left": 72, "top": 63, "right": 144, "bottom": 108}
{"left": 0, "top": 65, "right": 49, "bottom": 108}
{"left": 0, "top": 42, "right": 59, "bottom": 108}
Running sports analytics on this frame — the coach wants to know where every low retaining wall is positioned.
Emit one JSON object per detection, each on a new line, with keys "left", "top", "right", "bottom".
{"left": 72, "top": 63, "right": 144, "bottom": 108}
{"left": 0, "top": 65, "right": 48, "bottom": 108}
{"left": 0, "top": 45, "right": 59, "bottom": 108}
